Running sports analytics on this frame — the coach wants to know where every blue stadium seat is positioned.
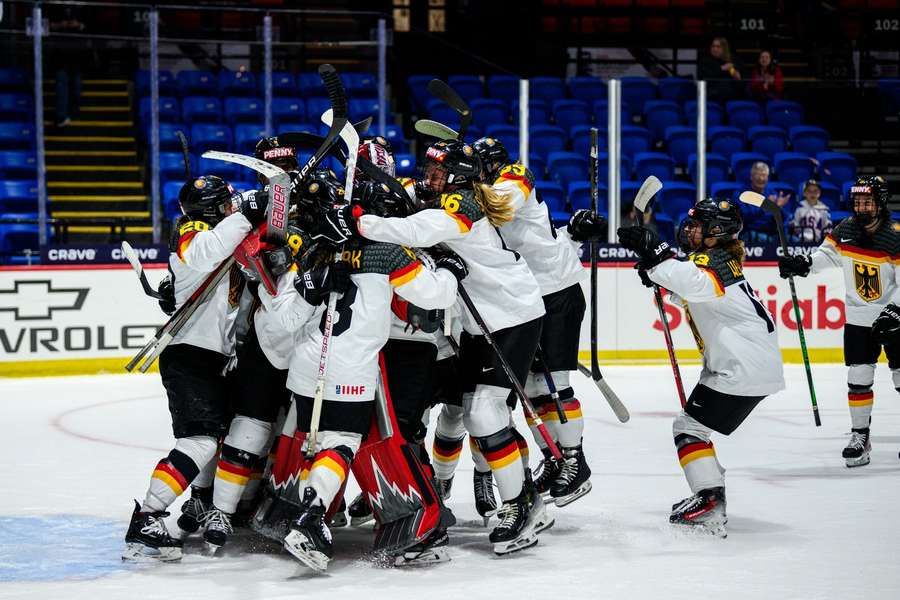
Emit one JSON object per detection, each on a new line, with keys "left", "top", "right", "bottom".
{"left": 0, "top": 121, "right": 35, "bottom": 150}
{"left": 272, "top": 98, "right": 306, "bottom": 124}
{"left": 731, "top": 152, "right": 768, "bottom": 184}
{"left": 634, "top": 152, "right": 676, "bottom": 182}
{"left": 595, "top": 152, "right": 633, "bottom": 184}
{"left": 817, "top": 152, "right": 857, "bottom": 186}
{"left": 592, "top": 99, "right": 633, "bottom": 125}
{"left": 552, "top": 99, "right": 590, "bottom": 132}
{"left": 176, "top": 71, "right": 216, "bottom": 97}
{"left": 567, "top": 77, "right": 606, "bottom": 103}
{"left": 140, "top": 96, "right": 180, "bottom": 123}
{"left": 427, "top": 99, "right": 462, "bottom": 130}
{"left": 277, "top": 122, "right": 314, "bottom": 136}
{"left": 789, "top": 125, "right": 829, "bottom": 156}
{"left": 726, "top": 100, "right": 765, "bottom": 131}
{"left": 655, "top": 212, "right": 676, "bottom": 244}
{"left": 568, "top": 181, "right": 594, "bottom": 212}
{"left": 688, "top": 153, "right": 729, "bottom": 189}
{"left": 395, "top": 153, "right": 415, "bottom": 178}
{"left": 163, "top": 180, "right": 185, "bottom": 218}
{"left": 158, "top": 123, "right": 187, "bottom": 151}
{"left": 535, "top": 180, "right": 568, "bottom": 224}
{"left": 710, "top": 181, "right": 741, "bottom": 200}
{"left": 664, "top": 125, "right": 696, "bottom": 165}
{"left": 841, "top": 182, "right": 859, "bottom": 207}
{"left": 235, "top": 124, "right": 268, "bottom": 155}
{"left": 521, "top": 155, "right": 546, "bottom": 179}
{"left": 447, "top": 75, "right": 483, "bottom": 102}
{"left": 707, "top": 126, "right": 745, "bottom": 160}
{"left": 530, "top": 77, "right": 566, "bottom": 103}
{"left": 620, "top": 77, "right": 658, "bottom": 115}
{"left": 572, "top": 124, "right": 608, "bottom": 156}
{"left": 159, "top": 152, "right": 190, "bottom": 181}
{"left": 190, "top": 124, "right": 232, "bottom": 152}
{"left": 747, "top": 125, "right": 788, "bottom": 161}
{"left": 0, "top": 151, "right": 36, "bottom": 179}
{"left": 0, "top": 180, "right": 38, "bottom": 213}
{"left": 620, "top": 180, "right": 642, "bottom": 207}
{"left": 0, "top": 68, "right": 28, "bottom": 92}
{"left": 808, "top": 180, "right": 841, "bottom": 211}
{"left": 306, "top": 97, "right": 332, "bottom": 123}
{"left": 512, "top": 100, "right": 551, "bottom": 125}
{"left": 486, "top": 75, "right": 520, "bottom": 103}
{"left": 877, "top": 79, "right": 900, "bottom": 113}
{"left": 471, "top": 98, "right": 510, "bottom": 130}
{"left": 343, "top": 72, "right": 377, "bottom": 96}
{"left": 219, "top": 71, "right": 257, "bottom": 98}
{"left": 197, "top": 155, "right": 237, "bottom": 181}
{"left": 644, "top": 99, "right": 683, "bottom": 142}
{"left": 685, "top": 100, "right": 724, "bottom": 128}
{"left": 620, "top": 125, "right": 652, "bottom": 158}
{"left": 270, "top": 71, "right": 298, "bottom": 97}
{"left": 136, "top": 69, "right": 175, "bottom": 97}
{"left": 485, "top": 124, "right": 519, "bottom": 152}
{"left": 0, "top": 94, "right": 31, "bottom": 120}
{"left": 381, "top": 124, "right": 406, "bottom": 152}
{"left": 766, "top": 100, "right": 804, "bottom": 131}
{"left": 658, "top": 77, "right": 695, "bottom": 105}
{"left": 224, "top": 97, "right": 263, "bottom": 124}
{"left": 298, "top": 72, "right": 326, "bottom": 96}
{"left": 182, "top": 96, "right": 222, "bottom": 123}
{"left": 774, "top": 152, "right": 816, "bottom": 189}
{"left": 659, "top": 181, "right": 697, "bottom": 219}
{"left": 407, "top": 74, "right": 437, "bottom": 112}
{"left": 529, "top": 125, "right": 567, "bottom": 160}
{"left": 0, "top": 217, "right": 51, "bottom": 256}
{"left": 350, "top": 98, "right": 380, "bottom": 122}
{"left": 547, "top": 151, "right": 588, "bottom": 190}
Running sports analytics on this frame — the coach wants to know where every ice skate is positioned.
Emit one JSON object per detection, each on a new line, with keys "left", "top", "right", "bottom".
{"left": 473, "top": 469, "right": 498, "bottom": 526}
{"left": 533, "top": 453, "right": 562, "bottom": 501}
{"left": 348, "top": 491, "right": 374, "bottom": 527}
{"left": 174, "top": 488, "right": 211, "bottom": 539}
{"left": 669, "top": 487, "right": 727, "bottom": 538}
{"left": 329, "top": 498, "right": 348, "bottom": 528}
{"left": 202, "top": 507, "right": 233, "bottom": 555}
{"left": 490, "top": 491, "right": 539, "bottom": 555}
{"left": 283, "top": 488, "right": 333, "bottom": 572}
{"left": 436, "top": 476, "right": 454, "bottom": 500}
{"left": 843, "top": 429, "right": 871, "bottom": 468}
{"left": 393, "top": 527, "right": 451, "bottom": 566}
{"left": 122, "top": 500, "right": 183, "bottom": 562}
{"left": 550, "top": 444, "right": 592, "bottom": 507}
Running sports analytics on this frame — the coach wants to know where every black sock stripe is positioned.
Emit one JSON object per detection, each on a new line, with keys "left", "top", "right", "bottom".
{"left": 474, "top": 428, "right": 516, "bottom": 454}
{"left": 220, "top": 444, "right": 259, "bottom": 468}
{"left": 167, "top": 449, "right": 201, "bottom": 482}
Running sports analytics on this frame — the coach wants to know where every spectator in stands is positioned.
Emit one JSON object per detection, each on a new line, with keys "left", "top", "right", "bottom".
{"left": 749, "top": 50, "right": 784, "bottom": 102}
{"left": 740, "top": 161, "right": 790, "bottom": 244}
{"left": 698, "top": 37, "right": 743, "bottom": 102}
{"left": 620, "top": 202, "right": 657, "bottom": 234}
{"left": 790, "top": 179, "right": 833, "bottom": 243}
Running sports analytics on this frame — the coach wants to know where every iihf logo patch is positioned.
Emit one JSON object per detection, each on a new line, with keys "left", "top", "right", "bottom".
{"left": 335, "top": 385, "right": 366, "bottom": 396}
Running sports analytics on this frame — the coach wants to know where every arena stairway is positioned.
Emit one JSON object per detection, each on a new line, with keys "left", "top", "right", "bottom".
{"left": 43, "top": 77, "right": 151, "bottom": 243}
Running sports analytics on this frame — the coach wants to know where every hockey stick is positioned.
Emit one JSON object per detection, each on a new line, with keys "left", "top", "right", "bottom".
{"left": 276, "top": 116, "right": 374, "bottom": 162}
{"left": 426, "top": 79, "right": 472, "bottom": 140}
{"left": 535, "top": 345, "right": 568, "bottom": 424}
{"left": 414, "top": 119, "right": 459, "bottom": 140}
{"left": 121, "top": 241, "right": 163, "bottom": 300}
{"left": 632, "top": 176, "right": 687, "bottom": 407}
{"left": 175, "top": 130, "right": 191, "bottom": 179}
{"left": 296, "top": 65, "right": 349, "bottom": 186}
{"left": 739, "top": 190, "right": 821, "bottom": 426}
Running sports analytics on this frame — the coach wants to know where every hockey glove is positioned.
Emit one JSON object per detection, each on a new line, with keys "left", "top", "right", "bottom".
{"left": 872, "top": 304, "right": 900, "bottom": 344}
{"left": 637, "top": 268, "right": 654, "bottom": 289}
{"left": 294, "top": 261, "right": 351, "bottom": 306}
{"left": 617, "top": 226, "right": 674, "bottom": 269}
{"left": 568, "top": 209, "right": 608, "bottom": 242}
{"left": 311, "top": 205, "right": 361, "bottom": 245}
{"left": 433, "top": 249, "right": 468, "bottom": 282}
{"left": 240, "top": 190, "right": 269, "bottom": 227}
{"left": 778, "top": 254, "right": 812, "bottom": 279}
{"left": 157, "top": 276, "right": 176, "bottom": 316}
{"left": 263, "top": 244, "right": 294, "bottom": 278}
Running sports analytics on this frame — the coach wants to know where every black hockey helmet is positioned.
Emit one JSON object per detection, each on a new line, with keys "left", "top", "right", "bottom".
{"left": 677, "top": 197, "right": 743, "bottom": 252}
{"left": 295, "top": 168, "right": 345, "bottom": 232}
{"left": 178, "top": 175, "right": 236, "bottom": 225}
{"left": 353, "top": 179, "right": 410, "bottom": 218}
{"left": 849, "top": 175, "right": 890, "bottom": 225}
{"left": 472, "top": 136, "right": 510, "bottom": 182}
{"left": 254, "top": 136, "right": 298, "bottom": 183}
{"left": 420, "top": 139, "right": 482, "bottom": 201}
{"left": 357, "top": 136, "right": 396, "bottom": 179}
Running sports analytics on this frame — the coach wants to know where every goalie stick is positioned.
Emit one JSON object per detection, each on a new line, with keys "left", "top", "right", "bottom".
{"left": 121, "top": 241, "right": 163, "bottom": 300}
{"left": 739, "top": 190, "right": 821, "bottom": 426}
{"left": 632, "top": 176, "right": 687, "bottom": 407}
{"left": 426, "top": 79, "right": 472, "bottom": 140}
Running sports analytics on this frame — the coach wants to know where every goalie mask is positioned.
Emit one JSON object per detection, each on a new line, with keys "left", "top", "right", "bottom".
{"left": 849, "top": 175, "right": 889, "bottom": 226}
{"left": 419, "top": 139, "right": 481, "bottom": 203}
{"left": 357, "top": 136, "right": 396, "bottom": 179}
{"left": 677, "top": 197, "right": 743, "bottom": 253}
{"left": 178, "top": 175, "right": 237, "bottom": 226}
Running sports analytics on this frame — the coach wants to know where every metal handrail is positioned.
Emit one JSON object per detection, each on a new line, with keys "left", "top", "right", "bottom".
{"left": 2, "top": 0, "right": 386, "bottom": 17}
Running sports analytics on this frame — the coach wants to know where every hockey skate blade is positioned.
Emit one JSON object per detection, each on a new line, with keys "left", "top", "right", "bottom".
{"left": 122, "top": 542, "right": 182, "bottom": 562}
{"left": 350, "top": 513, "right": 374, "bottom": 527}
{"left": 492, "top": 534, "right": 538, "bottom": 556}
{"left": 529, "top": 497, "right": 555, "bottom": 534}
{"left": 283, "top": 531, "right": 330, "bottom": 573}
{"left": 553, "top": 480, "right": 593, "bottom": 508}
{"left": 394, "top": 546, "right": 451, "bottom": 567}
{"left": 670, "top": 518, "right": 728, "bottom": 539}
{"left": 845, "top": 453, "right": 871, "bottom": 468}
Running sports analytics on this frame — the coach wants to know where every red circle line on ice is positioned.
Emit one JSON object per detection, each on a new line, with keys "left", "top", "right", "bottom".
{"left": 51, "top": 394, "right": 168, "bottom": 453}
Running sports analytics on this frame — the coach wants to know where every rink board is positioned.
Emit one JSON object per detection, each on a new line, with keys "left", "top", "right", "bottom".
{"left": 0, "top": 262, "right": 852, "bottom": 376}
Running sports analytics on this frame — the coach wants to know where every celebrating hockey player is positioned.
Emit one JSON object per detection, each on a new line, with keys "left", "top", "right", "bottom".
{"left": 618, "top": 197, "right": 784, "bottom": 537}
{"left": 778, "top": 176, "right": 900, "bottom": 467}
{"left": 123, "top": 175, "right": 269, "bottom": 561}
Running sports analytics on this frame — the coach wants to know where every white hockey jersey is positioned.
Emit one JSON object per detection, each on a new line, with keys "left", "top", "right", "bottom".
{"left": 268, "top": 242, "right": 459, "bottom": 403}
{"left": 357, "top": 189, "right": 546, "bottom": 334}
{"left": 809, "top": 217, "right": 900, "bottom": 327}
{"left": 648, "top": 248, "right": 785, "bottom": 397}
{"left": 168, "top": 212, "right": 251, "bottom": 356}
{"left": 492, "top": 163, "right": 586, "bottom": 296}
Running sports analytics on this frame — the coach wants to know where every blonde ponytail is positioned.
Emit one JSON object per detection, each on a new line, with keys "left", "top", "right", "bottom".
{"left": 721, "top": 238, "right": 745, "bottom": 266}
{"left": 474, "top": 183, "right": 514, "bottom": 227}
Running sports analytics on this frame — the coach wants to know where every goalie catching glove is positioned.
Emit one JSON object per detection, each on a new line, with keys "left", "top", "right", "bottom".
{"left": 617, "top": 226, "right": 675, "bottom": 270}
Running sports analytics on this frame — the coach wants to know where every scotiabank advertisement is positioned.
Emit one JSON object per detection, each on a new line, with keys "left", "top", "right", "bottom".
{"left": 0, "top": 254, "right": 847, "bottom": 376}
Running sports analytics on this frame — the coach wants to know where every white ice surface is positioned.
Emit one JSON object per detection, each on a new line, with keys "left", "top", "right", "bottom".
{"left": 1, "top": 364, "right": 899, "bottom": 600}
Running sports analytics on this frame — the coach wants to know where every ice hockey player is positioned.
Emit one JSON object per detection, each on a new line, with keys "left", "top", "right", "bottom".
{"left": 618, "top": 197, "right": 785, "bottom": 537}
{"left": 122, "top": 175, "right": 270, "bottom": 561}
{"left": 779, "top": 176, "right": 900, "bottom": 467}
{"left": 263, "top": 179, "right": 465, "bottom": 572}
{"left": 337, "top": 139, "right": 550, "bottom": 555}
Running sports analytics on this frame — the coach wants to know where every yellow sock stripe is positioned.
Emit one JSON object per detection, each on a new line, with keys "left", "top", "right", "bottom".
{"left": 216, "top": 469, "right": 250, "bottom": 486}
{"left": 432, "top": 449, "right": 462, "bottom": 463}
{"left": 312, "top": 456, "right": 347, "bottom": 482}
{"left": 152, "top": 469, "right": 185, "bottom": 496}
{"left": 848, "top": 398, "right": 874, "bottom": 407}
{"left": 487, "top": 448, "right": 521, "bottom": 471}
{"left": 678, "top": 448, "right": 716, "bottom": 468}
